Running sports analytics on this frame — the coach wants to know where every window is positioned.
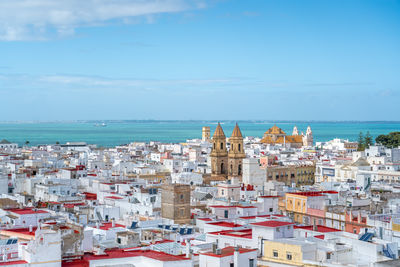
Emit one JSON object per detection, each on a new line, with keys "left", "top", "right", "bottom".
{"left": 249, "top": 259, "right": 254, "bottom": 267}
{"left": 286, "top": 252, "right": 292, "bottom": 260}
{"left": 269, "top": 208, "right": 273, "bottom": 212}
{"left": 224, "top": 210, "right": 229, "bottom": 218}
{"left": 238, "top": 144, "right": 241, "bottom": 152}
{"left": 230, "top": 263, "right": 234, "bottom": 267}
{"left": 327, "top": 252, "right": 331, "bottom": 260}
{"left": 273, "top": 250, "right": 278, "bottom": 258}
{"left": 220, "top": 142, "right": 223, "bottom": 149}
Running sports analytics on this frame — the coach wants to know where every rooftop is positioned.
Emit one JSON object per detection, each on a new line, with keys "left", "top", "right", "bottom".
{"left": 251, "top": 220, "right": 294, "bottom": 228}
{"left": 6, "top": 208, "right": 49, "bottom": 215}
{"left": 206, "top": 221, "right": 243, "bottom": 228}
{"left": 201, "top": 246, "right": 257, "bottom": 258}
{"left": 294, "top": 225, "right": 342, "bottom": 233}
{"left": 62, "top": 248, "right": 190, "bottom": 265}
{"left": 287, "top": 191, "right": 338, "bottom": 197}
{"left": 208, "top": 229, "right": 252, "bottom": 239}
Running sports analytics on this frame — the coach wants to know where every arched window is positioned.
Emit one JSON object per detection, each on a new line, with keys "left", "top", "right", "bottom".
{"left": 220, "top": 142, "right": 223, "bottom": 149}
{"left": 238, "top": 144, "right": 241, "bottom": 152}
{"left": 213, "top": 143, "right": 215, "bottom": 149}
{"left": 238, "top": 164, "right": 242, "bottom": 175}
{"left": 221, "top": 163, "right": 224, "bottom": 174}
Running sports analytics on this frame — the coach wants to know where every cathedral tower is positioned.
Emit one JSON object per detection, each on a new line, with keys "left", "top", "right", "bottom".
{"left": 292, "top": 126, "right": 299, "bottom": 136}
{"left": 228, "top": 123, "right": 246, "bottom": 178}
{"left": 302, "top": 126, "right": 313, "bottom": 147}
{"left": 210, "top": 123, "right": 228, "bottom": 176}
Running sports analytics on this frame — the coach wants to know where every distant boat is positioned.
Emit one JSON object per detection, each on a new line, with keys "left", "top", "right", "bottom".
{"left": 94, "top": 122, "right": 107, "bottom": 127}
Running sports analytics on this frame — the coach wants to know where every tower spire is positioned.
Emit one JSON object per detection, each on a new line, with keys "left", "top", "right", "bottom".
{"left": 231, "top": 123, "right": 243, "bottom": 138}
{"left": 213, "top": 122, "right": 226, "bottom": 137}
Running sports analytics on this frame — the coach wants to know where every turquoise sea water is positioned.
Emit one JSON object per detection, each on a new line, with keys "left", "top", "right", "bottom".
{"left": 0, "top": 121, "right": 399, "bottom": 147}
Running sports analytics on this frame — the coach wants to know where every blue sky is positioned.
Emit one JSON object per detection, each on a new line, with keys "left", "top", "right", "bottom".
{"left": 0, "top": 0, "right": 399, "bottom": 121}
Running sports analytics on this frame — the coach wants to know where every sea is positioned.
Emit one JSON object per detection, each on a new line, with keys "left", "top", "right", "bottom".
{"left": 0, "top": 121, "right": 399, "bottom": 147}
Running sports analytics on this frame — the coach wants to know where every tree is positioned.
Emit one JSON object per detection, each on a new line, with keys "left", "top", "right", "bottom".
{"left": 357, "top": 132, "right": 365, "bottom": 151}
{"left": 364, "top": 131, "right": 373, "bottom": 149}
{"left": 376, "top": 132, "right": 400, "bottom": 148}
{"left": 56, "top": 141, "right": 60, "bottom": 144}
{"left": 25, "top": 140, "right": 30, "bottom": 145}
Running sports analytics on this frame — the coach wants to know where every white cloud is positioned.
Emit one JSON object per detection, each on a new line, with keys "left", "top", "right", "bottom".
{"left": 38, "top": 74, "right": 234, "bottom": 88}
{"left": 0, "top": 0, "right": 202, "bottom": 41}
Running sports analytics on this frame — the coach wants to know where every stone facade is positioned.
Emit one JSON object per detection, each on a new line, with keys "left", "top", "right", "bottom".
{"left": 161, "top": 183, "right": 191, "bottom": 224}
{"left": 210, "top": 123, "right": 246, "bottom": 180}
{"left": 210, "top": 123, "right": 228, "bottom": 176}
{"left": 228, "top": 124, "right": 246, "bottom": 179}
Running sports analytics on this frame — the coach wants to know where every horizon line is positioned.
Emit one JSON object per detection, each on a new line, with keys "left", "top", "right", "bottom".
{"left": 1, "top": 119, "right": 400, "bottom": 123}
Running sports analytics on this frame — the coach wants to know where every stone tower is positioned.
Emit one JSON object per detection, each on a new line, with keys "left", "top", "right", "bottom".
{"left": 202, "top": 126, "right": 211, "bottom": 142}
{"left": 228, "top": 123, "right": 246, "bottom": 178}
{"left": 210, "top": 123, "right": 228, "bottom": 176}
{"left": 161, "top": 183, "right": 191, "bottom": 224}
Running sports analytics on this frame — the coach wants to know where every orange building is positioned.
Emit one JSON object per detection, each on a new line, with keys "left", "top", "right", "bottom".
{"left": 284, "top": 191, "right": 338, "bottom": 224}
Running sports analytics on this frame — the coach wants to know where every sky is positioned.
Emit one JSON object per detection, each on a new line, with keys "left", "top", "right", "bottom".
{"left": 0, "top": 0, "right": 399, "bottom": 121}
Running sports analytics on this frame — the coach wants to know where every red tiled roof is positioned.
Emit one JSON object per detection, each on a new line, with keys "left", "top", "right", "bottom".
{"left": 251, "top": 220, "right": 294, "bottom": 228}
{"left": 105, "top": 196, "right": 123, "bottom": 200}
{"left": 239, "top": 216, "right": 256, "bottom": 219}
{"left": 6, "top": 208, "right": 49, "bottom": 215}
{"left": 83, "top": 192, "right": 97, "bottom": 200}
{"left": 206, "top": 222, "right": 243, "bottom": 228}
{"left": 294, "top": 225, "right": 341, "bottom": 233}
{"left": 208, "top": 229, "right": 252, "bottom": 239}
{"left": 64, "top": 202, "right": 85, "bottom": 208}
{"left": 0, "top": 260, "right": 28, "bottom": 266}
{"left": 98, "top": 222, "right": 125, "bottom": 230}
{"left": 198, "top": 218, "right": 213, "bottom": 221}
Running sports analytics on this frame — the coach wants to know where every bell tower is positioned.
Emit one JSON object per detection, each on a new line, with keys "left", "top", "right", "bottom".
{"left": 228, "top": 123, "right": 246, "bottom": 179}
{"left": 210, "top": 123, "right": 228, "bottom": 176}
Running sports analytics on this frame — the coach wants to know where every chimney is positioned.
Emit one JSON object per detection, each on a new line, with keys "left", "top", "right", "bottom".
{"left": 186, "top": 240, "right": 191, "bottom": 258}
{"left": 111, "top": 219, "right": 115, "bottom": 228}
{"left": 234, "top": 246, "right": 240, "bottom": 267}
{"left": 29, "top": 225, "right": 33, "bottom": 233}
{"left": 212, "top": 243, "right": 217, "bottom": 254}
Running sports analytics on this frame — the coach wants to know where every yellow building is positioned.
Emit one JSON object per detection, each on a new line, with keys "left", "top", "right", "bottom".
{"left": 284, "top": 191, "right": 338, "bottom": 224}
{"left": 260, "top": 239, "right": 320, "bottom": 267}
{"left": 285, "top": 192, "right": 308, "bottom": 223}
